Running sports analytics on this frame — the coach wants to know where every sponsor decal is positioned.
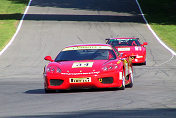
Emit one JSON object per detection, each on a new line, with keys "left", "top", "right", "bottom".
{"left": 72, "top": 62, "right": 94, "bottom": 68}
{"left": 61, "top": 71, "right": 100, "bottom": 75}
{"left": 117, "top": 60, "right": 121, "bottom": 64}
{"left": 123, "top": 59, "right": 128, "bottom": 63}
{"left": 131, "top": 57, "right": 134, "bottom": 59}
{"left": 131, "top": 56, "right": 135, "bottom": 60}
{"left": 125, "top": 63, "right": 128, "bottom": 76}
{"left": 119, "top": 72, "right": 122, "bottom": 80}
{"left": 63, "top": 46, "right": 112, "bottom": 51}
{"left": 118, "top": 48, "right": 130, "bottom": 51}
{"left": 135, "top": 46, "right": 142, "bottom": 51}
{"left": 69, "top": 77, "right": 91, "bottom": 83}
{"left": 99, "top": 78, "right": 103, "bottom": 82}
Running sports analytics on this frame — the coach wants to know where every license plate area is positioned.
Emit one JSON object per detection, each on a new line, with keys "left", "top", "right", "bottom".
{"left": 69, "top": 77, "right": 91, "bottom": 83}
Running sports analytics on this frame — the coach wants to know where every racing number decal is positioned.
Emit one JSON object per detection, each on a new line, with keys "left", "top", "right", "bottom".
{"left": 72, "top": 62, "right": 94, "bottom": 68}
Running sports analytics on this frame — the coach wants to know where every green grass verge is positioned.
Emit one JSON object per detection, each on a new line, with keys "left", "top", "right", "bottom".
{"left": 0, "top": 0, "right": 29, "bottom": 51}
{"left": 138, "top": 0, "right": 176, "bottom": 51}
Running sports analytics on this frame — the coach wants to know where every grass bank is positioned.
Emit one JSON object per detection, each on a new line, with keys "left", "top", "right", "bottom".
{"left": 0, "top": 0, "right": 29, "bottom": 51}
{"left": 138, "top": 0, "right": 176, "bottom": 51}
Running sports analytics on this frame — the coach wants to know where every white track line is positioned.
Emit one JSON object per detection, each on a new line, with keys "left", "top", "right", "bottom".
{"left": 157, "top": 54, "right": 175, "bottom": 66}
{"left": 0, "top": 0, "right": 32, "bottom": 56}
{"left": 136, "top": 0, "right": 176, "bottom": 56}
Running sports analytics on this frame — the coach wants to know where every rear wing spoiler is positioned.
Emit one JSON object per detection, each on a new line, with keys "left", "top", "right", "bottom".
{"left": 105, "top": 38, "right": 139, "bottom": 43}
{"left": 105, "top": 39, "right": 110, "bottom": 43}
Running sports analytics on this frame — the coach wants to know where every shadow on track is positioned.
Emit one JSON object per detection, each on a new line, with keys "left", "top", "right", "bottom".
{"left": 1, "top": 0, "right": 145, "bottom": 23}
{"left": 0, "top": 14, "right": 144, "bottom": 23}
{"left": 8, "top": 108, "right": 176, "bottom": 118}
{"left": 4, "top": 0, "right": 175, "bottom": 25}
{"left": 29, "top": 0, "right": 139, "bottom": 14}
{"left": 25, "top": 88, "right": 120, "bottom": 94}
{"left": 23, "top": 14, "right": 143, "bottom": 22}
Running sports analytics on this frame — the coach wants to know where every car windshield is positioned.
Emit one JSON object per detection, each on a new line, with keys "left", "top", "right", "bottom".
{"left": 108, "top": 39, "right": 141, "bottom": 46}
{"left": 55, "top": 49, "right": 116, "bottom": 62}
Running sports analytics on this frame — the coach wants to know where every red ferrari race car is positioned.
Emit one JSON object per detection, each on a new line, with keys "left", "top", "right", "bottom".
{"left": 43, "top": 44, "right": 133, "bottom": 93}
{"left": 106, "top": 38, "right": 148, "bottom": 65}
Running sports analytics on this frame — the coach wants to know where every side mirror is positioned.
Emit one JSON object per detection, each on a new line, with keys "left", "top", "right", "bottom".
{"left": 141, "top": 42, "right": 148, "bottom": 46}
{"left": 44, "top": 56, "right": 54, "bottom": 62}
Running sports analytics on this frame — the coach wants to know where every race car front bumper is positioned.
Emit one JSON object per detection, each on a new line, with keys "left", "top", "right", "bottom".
{"left": 44, "top": 71, "right": 123, "bottom": 90}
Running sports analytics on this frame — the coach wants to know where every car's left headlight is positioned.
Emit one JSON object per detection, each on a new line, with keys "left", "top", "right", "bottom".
{"left": 46, "top": 66, "right": 61, "bottom": 73}
{"left": 102, "top": 63, "right": 118, "bottom": 71}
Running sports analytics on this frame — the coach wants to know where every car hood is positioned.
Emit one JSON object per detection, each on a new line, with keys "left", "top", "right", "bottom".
{"left": 55, "top": 60, "right": 110, "bottom": 73}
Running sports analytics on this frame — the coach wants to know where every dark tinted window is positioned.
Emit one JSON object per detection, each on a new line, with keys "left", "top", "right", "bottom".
{"left": 55, "top": 49, "right": 116, "bottom": 62}
{"left": 108, "top": 39, "right": 141, "bottom": 46}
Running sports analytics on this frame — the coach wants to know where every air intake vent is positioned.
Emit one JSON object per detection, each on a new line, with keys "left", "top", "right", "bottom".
{"left": 50, "top": 79, "right": 64, "bottom": 86}
{"left": 99, "top": 77, "right": 113, "bottom": 84}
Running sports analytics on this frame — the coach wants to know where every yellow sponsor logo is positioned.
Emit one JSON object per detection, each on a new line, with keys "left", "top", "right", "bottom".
{"left": 63, "top": 46, "right": 112, "bottom": 51}
{"left": 117, "top": 60, "right": 121, "bottom": 64}
{"left": 124, "top": 59, "right": 128, "bottom": 63}
{"left": 131, "top": 57, "right": 135, "bottom": 60}
{"left": 99, "top": 78, "right": 103, "bottom": 82}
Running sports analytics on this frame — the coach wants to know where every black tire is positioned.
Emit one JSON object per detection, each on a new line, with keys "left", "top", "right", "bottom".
{"left": 127, "top": 77, "right": 133, "bottom": 88}
{"left": 142, "top": 61, "right": 146, "bottom": 65}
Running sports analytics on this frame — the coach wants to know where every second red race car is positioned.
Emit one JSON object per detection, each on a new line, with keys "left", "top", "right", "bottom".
{"left": 106, "top": 38, "right": 148, "bottom": 65}
{"left": 43, "top": 44, "right": 133, "bottom": 93}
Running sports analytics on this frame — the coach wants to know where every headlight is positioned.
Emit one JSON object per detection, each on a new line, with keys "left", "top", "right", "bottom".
{"left": 102, "top": 63, "right": 118, "bottom": 71}
{"left": 46, "top": 66, "right": 61, "bottom": 73}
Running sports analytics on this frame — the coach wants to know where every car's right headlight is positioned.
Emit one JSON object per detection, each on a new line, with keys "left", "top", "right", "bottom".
{"left": 102, "top": 63, "right": 118, "bottom": 71}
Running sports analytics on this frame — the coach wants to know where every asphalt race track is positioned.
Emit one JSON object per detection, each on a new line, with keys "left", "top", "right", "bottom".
{"left": 0, "top": 0, "right": 176, "bottom": 117}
